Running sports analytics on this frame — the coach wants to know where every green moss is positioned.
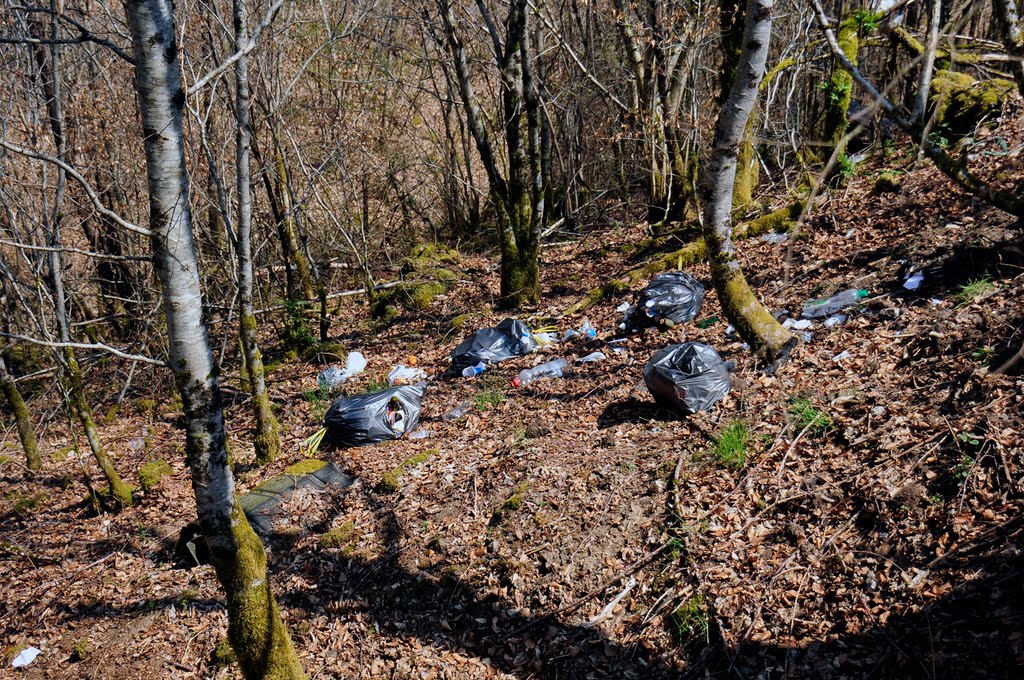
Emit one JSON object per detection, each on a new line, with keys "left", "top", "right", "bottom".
{"left": 139, "top": 460, "right": 172, "bottom": 491}
{"left": 284, "top": 458, "right": 328, "bottom": 475}
{"left": 70, "top": 639, "right": 91, "bottom": 662}
{"left": 376, "top": 452, "right": 433, "bottom": 494}
{"left": 135, "top": 397, "right": 156, "bottom": 416}
{"left": 211, "top": 637, "right": 237, "bottom": 667}
{"left": 491, "top": 482, "right": 530, "bottom": 524}
{"left": 433, "top": 268, "right": 457, "bottom": 290}
{"left": 12, "top": 492, "right": 45, "bottom": 513}
{"left": 448, "top": 313, "right": 471, "bottom": 332}
{"left": 302, "top": 342, "right": 346, "bottom": 365}
{"left": 405, "top": 282, "right": 445, "bottom": 311}
{"left": 401, "top": 243, "right": 462, "bottom": 273}
{"left": 319, "top": 521, "right": 359, "bottom": 549}
{"left": 930, "top": 70, "right": 1015, "bottom": 136}
{"left": 873, "top": 172, "right": 902, "bottom": 194}
{"left": 101, "top": 403, "right": 120, "bottom": 425}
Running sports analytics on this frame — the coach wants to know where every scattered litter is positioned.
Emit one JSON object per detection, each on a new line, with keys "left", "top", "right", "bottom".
{"left": 461, "top": 362, "right": 486, "bottom": 378}
{"left": 696, "top": 316, "right": 719, "bottom": 329}
{"left": 535, "top": 331, "right": 560, "bottom": 345}
{"left": 239, "top": 462, "right": 355, "bottom": 536}
{"left": 783, "top": 318, "right": 813, "bottom": 330}
{"left": 387, "top": 364, "right": 427, "bottom": 386}
{"left": 802, "top": 289, "right": 868, "bottom": 319}
{"left": 870, "top": 406, "right": 885, "bottom": 416}
{"left": 844, "top": 228, "right": 856, "bottom": 238}
{"left": 450, "top": 318, "right": 538, "bottom": 371}
{"left": 562, "top": 329, "right": 579, "bottom": 341}
{"left": 11, "top": 647, "right": 40, "bottom": 668}
{"left": 443, "top": 402, "right": 473, "bottom": 421}
{"left": 578, "top": 351, "right": 606, "bottom": 364}
{"left": 615, "top": 301, "right": 631, "bottom": 312}
{"left": 323, "top": 385, "right": 425, "bottom": 448}
{"left": 903, "top": 271, "right": 924, "bottom": 290}
{"left": 761, "top": 232, "right": 789, "bottom": 244}
{"left": 824, "top": 314, "right": 847, "bottom": 328}
{"left": 799, "top": 331, "right": 813, "bottom": 343}
{"left": 929, "top": 298, "right": 943, "bottom": 306}
{"left": 318, "top": 351, "right": 367, "bottom": 391}
{"left": 514, "top": 358, "right": 569, "bottom": 387}
{"left": 580, "top": 319, "right": 597, "bottom": 339}
{"left": 643, "top": 342, "right": 731, "bottom": 415}
{"left": 408, "top": 429, "right": 431, "bottom": 440}
{"left": 624, "top": 271, "right": 706, "bottom": 332}
{"left": 832, "top": 350, "right": 852, "bottom": 363}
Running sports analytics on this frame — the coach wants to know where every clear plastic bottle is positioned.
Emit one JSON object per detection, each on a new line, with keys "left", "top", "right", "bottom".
{"left": 461, "top": 361, "right": 486, "bottom": 378}
{"left": 580, "top": 319, "right": 596, "bottom": 339}
{"left": 801, "top": 289, "right": 868, "bottom": 319}
{"left": 513, "top": 358, "right": 568, "bottom": 386}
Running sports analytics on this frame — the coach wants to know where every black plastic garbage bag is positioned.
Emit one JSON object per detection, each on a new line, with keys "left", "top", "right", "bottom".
{"left": 450, "top": 318, "right": 538, "bottom": 371}
{"left": 626, "top": 272, "right": 705, "bottom": 332}
{"left": 643, "top": 342, "right": 731, "bottom": 414}
{"left": 323, "top": 385, "right": 425, "bottom": 448}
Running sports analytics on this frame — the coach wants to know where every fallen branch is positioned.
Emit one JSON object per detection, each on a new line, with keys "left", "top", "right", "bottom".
{"left": 564, "top": 201, "right": 804, "bottom": 315}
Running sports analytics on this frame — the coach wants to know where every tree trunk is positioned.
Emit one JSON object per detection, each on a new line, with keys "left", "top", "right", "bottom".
{"left": 993, "top": 0, "right": 1024, "bottom": 97}
{"left": 0, "top": 355, "right": 42, "bottom": 471}
{"left": 703, "top": 0, "right": 794, "bottom": 366}
{"left": 123, "top": 1, "right": 304, "bottom": 676}
{"left": 913, "top": 0, "right": 943, "bottom": 122}
{"left": 823, "top": 14, "right": 859, "bottom": 173}
{"left": 233, "top": 0, "right": 281, "bottom": 465}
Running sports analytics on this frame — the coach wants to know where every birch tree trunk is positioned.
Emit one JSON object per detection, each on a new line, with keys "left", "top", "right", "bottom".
{"left": 993, "top": 0, "right": 1024, "bottom": 97}
{"left": 234, "top": 0, "right": 281, "bottom": 465}
{"left": 913, "top": 0, "right": 943, "bottom": 122}
{"left": 702, "top": 0, "right": 794, "bottom": 365}
{"left": 0, "top": 355, "right": 42, "bottom": 471}
{"left": 123, "top": 1, "right": 304, "bottom": 676}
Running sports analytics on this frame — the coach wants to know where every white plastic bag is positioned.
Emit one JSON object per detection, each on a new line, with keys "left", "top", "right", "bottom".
{"left": 387, "top": 364, "right": 427, "bottom": 386}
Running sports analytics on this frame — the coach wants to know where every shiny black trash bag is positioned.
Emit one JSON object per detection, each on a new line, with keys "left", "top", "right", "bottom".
{"left": 323, "top": 385, "right": 425, "bottom": 447}
{"left": 643, "top": 342, "right": 730, "bottom": 414}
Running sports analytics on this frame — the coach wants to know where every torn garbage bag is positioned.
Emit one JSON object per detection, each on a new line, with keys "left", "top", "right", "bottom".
{"left": 323, "top": 385, "right": 425, "bottom": 448}
{"left": 625, "top": 272, "right": 705, "bottom": 332}
{"left": 450, "top": 318, "right": 539, "bottom": 371}
{"left": 643, "top": 342, "right": 731, "bottom": 414}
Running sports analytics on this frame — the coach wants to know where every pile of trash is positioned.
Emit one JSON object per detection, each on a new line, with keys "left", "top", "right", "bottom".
{"left": 450, "top": 318, "right": 540, "bottom": 372}
{"left": 323, "top": 384, "right": 426, "bottom": 448}
{"left": 621, "top": 271, "right": 705, "bottom": 333}
{"left": 644, "top": 342, "right": 732, "bottom": 415}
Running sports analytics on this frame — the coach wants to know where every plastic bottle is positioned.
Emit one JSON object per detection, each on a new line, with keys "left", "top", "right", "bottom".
{"left": 443, "top": 401, "right": 473, "bottom": 421}
{"left": 578, "top": 351, "right": 606, "bottom": 364}
{"left": 513, "top": 358, "right": 568, "bottom": 386}
{"left": 580, "top": 319, "right": 596, "bottom": 339}
{"left": 461, "top": 361, "right": 486, "bottom": 378}
{"left": 801, "top": 289, "right": 868, "bottom": 319}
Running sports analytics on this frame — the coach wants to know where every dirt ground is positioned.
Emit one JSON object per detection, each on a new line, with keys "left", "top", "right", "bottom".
{"left": 2, "top": 118, "right": 1023, "bottom": 679}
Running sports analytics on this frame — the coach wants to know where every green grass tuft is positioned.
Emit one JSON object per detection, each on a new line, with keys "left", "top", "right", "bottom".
{"left": 712, "top": 420, "right": 749, "bottom": 471}
{"left": 956, "top": 278, "right": 993, "bottom": 307}
{"left": 668, "top": 594, "right": 709, "bottom": 646}
{"left": 789, "top": 397, "right": 833, "bottom": 437}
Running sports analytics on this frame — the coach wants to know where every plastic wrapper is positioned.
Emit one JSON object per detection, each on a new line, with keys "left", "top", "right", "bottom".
{"left": 643, "top": 342, "right": 731, "bottom": 414}
{"left": 323, "top": 385, "right": 425, "bottom": 448}
{"left": 450, "top": 318, "right": 538, "bottom": 371}
{"left": 625, "top": 272, "right": 705, "bottom": 332}
{"left": 317, "top": 351, "right": 366, "bottom": 391}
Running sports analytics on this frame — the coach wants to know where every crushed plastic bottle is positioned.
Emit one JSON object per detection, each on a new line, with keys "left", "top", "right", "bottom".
{"left": 535, "top": 331, "right": 560, "bottom": 345}
{"left": 408, "top": 429, "right": 431, "bottom": 440}
{"left": 578, "top": 351, "right": 606, "bottom": 364}
{"left": 801, "top": 289, "right": 868, "bottom": 319}
{"left": 513, "top": 358, "right": 568, "bottom": 387}
{"left": 562, "top": 329, "right": 580, "bottom": 341}
{"left": 580, "top": 319, "right": 596, "bottom": 339}
{"left": 443, "top": 401, "right": 473, "bottom": 421}
{"left": 783, "top": 318, "right": 813, "bottom": 330}
{"left": 832, "top": 350, "right": 852, "bottom": 363}
{"left": 824, "top": 314, "right": 847, "bottom": 328}
{"left": 461, "top": 361, "right": 486, "bottom": 378}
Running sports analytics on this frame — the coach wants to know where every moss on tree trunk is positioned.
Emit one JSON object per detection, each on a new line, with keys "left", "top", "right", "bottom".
{"left": 64, "top": 348, "right": 133, "bottom": 507}
{"left": 823, "top": 16, "right": 859, "bottom": 175}
{"left": 0, "top": 356, "right": 42, "bottom": 471}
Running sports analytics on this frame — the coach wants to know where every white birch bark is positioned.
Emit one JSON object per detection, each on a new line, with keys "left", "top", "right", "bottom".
{"left": 702, "top": 0, "right": 794, "bottom": 364}
{"left": 913, "top": 0, "right": 943, "bottom": 122}
{"left": 123, "top": 1, "right": 303, "bottom": 675}
{"left": 993, "top": 0, "right": 1024, "bottom": 97}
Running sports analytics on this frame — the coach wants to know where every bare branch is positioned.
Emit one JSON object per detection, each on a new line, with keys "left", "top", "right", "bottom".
{"left": 5, "top": 5, "right": 135, "bottom": 64}
{"left": 0, "top": 332, "right": 165, "bottom": 367}
{"left": 0, "top": 138, "right": 153, "bottom": 237}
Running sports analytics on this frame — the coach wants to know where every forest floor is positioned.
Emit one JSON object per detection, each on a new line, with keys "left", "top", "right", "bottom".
{"left": 2, "top": 116, "right": 1024, "bottom": 679}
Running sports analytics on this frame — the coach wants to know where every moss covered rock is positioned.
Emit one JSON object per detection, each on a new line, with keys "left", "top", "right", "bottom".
{"left": 400, "top": 243, "right": 461, "bottom": 274}
{"left": 873, "top": 172, "right": 902, "bottom": 194}
{"left": 319, "top": 521, "right": 359, "bottom": 549}
{"left": 930, "top": 71, "right": 1015, "bottom": 136}
{"left": 139, "top": 460, "right": 172, "bottom": 491}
